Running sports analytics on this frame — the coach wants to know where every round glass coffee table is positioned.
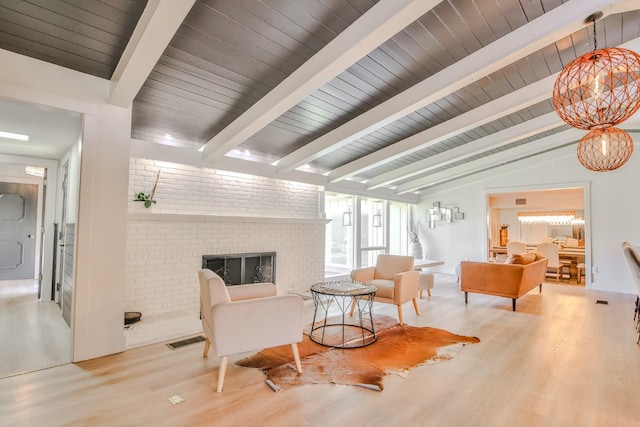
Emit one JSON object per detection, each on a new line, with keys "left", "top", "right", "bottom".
{"left": 309, "top": 280, "right": 377, "bottom": 348}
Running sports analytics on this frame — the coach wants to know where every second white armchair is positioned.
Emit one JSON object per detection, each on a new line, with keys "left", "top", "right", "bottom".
{"left": 350, "top": 254, "right": 420, "bottom": 325}
{"left": 198, "top": 269, "right": 304, "bottom": 392}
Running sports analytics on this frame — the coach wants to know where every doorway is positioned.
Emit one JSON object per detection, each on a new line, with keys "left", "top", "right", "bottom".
{"left": 485, "top": 183, "right": 591, "bottom": 287}
{"left": 0, "top": 96, "right": 81, "bottom": 378}
{"left": 0, "top": 173, "right": 71, "bottom": 378}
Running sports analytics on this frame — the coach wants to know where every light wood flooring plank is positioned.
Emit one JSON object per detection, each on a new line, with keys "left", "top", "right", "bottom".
{"left": 0, "top": 280, "right": 71, "bottom": 379}
{"left": 1, "top": 275, "right": 638, "bottom": 426}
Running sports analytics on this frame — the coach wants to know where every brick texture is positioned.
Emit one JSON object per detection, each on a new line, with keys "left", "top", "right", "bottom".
{"left": 125, "top": 158, "right": 325, "bottom": 316}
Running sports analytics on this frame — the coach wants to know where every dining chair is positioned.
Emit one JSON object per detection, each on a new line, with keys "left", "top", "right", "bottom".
{"left": 506, "top": 241, "right": 526, "bottom": 255}
{"left": 537, "top": 242, "right": 570, "bottom": 282}
{"left": 576, "top": 263, "right": 586, "bottom": 284}
{"left": 621, "top": 242, "right": 640, "bottom": 343}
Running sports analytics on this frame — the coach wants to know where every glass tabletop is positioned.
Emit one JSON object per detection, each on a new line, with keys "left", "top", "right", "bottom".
{"left": 310, "top": 280, "right": 376, "bottom": 296}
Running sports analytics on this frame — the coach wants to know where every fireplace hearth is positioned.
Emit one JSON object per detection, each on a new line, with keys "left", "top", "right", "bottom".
{"left": 202, "top": 252, "right": 276, "bottom": 285}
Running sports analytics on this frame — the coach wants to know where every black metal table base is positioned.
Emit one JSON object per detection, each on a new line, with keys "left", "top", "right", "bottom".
{"left": 309, "top": 289, "right": 376, "bottom": 348}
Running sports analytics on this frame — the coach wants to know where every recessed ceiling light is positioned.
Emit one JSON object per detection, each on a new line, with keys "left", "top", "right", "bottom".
{"left": 0, "top": 130, "right": 29, "bottom": 141}
{"left": 25, "top": 166, "right": 45, "bottom": 177}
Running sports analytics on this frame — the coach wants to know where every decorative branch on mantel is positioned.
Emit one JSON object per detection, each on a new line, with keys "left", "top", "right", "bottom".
{"left": 133, "top": 169, "right": 161, "bottom": 208}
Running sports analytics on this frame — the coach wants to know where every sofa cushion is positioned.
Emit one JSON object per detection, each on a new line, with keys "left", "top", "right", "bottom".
{"left": 530, "top": 250, "right": 546, "bottom": 261}
{"left": 506, "top": 252, "right": 537, "bottom": 265}
{"left": 368, "top": 279, "right": 394, "bottom": 298}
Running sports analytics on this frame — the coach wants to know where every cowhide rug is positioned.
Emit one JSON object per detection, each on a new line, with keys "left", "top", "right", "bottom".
{"left": 236, "top": 314, "right": 479, "bottom": 391}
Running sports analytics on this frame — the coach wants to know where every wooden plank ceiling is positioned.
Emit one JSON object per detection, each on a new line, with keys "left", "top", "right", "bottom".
{"left": 1, "top": 0, "right": 639, "bottom": 196}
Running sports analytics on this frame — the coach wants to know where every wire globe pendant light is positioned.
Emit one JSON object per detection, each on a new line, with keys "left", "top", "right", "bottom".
{"left": 577, "top": 127, "right": 634, "bottom": 171}
{"left": 553, "top": 13, "right": 640, "bottom": 130}
{"left": 552, "top": 12, "right": 639, "bottom": 172}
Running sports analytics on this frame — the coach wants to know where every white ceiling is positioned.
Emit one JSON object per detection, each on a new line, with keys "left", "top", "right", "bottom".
{"left": 0, "top": 97, "right": 82, "bottom": 160}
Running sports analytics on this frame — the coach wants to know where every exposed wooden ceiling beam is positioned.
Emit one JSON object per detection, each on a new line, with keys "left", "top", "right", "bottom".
{"left": 363, "top": 76, "right": 557, "bottom": 189}
{"left": 109, "top": 0, "right": 196, "bottom": 107}
{"left": 278, "top": 0, "right": 629, "bottom": 180}
{"left": 371, "top": 112, "right": 564, "bottom": 190}
{"left": 394, "top": 128, "right": 585, "bottom": 194}
{"left": 201, "top": 0, "right": 444, "bottom": 162}
{"left": 371, "top": 35, "right": 640, "bottom": 189}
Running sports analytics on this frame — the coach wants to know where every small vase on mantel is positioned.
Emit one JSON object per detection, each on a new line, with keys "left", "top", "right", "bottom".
{"left": 409, "top": 241, "right": 423, "bottom": 260}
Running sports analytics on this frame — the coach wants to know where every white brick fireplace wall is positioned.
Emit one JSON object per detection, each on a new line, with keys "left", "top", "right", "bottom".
{"left": 125, "top": 158, "right": 326, "bottom": 324}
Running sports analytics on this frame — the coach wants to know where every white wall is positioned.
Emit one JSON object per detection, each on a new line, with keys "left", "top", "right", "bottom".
{"left": 72, "top": 106, "right": 131, "bottom": 361}
{"left": 417, "top": 137, "right": 640, "bottom": 294}
{"left": 125, "top": 158, "right": 326, "bottom": 318}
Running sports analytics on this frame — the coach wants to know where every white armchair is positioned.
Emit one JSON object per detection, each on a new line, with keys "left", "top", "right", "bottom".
{"left": 198, "top": 269, "right": 303, "bottom": 392}
{"left": 350, "top": 254, "right": 419, "bottom": 325}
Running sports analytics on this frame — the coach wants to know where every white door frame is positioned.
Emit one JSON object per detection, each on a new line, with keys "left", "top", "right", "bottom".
{"left": 482, "top": 180, "right": 592, "bottom": 288}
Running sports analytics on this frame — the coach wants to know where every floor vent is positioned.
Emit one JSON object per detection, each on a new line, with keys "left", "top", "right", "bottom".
{"left": 595, "top": 300, "right": 609, "bottom": 305}
{"left": 166, "top": 335, "right": 206, "bottom": 350}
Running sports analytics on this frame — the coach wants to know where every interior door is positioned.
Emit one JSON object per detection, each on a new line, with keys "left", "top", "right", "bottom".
{"left": 0, "top": 182, "right": 38, "bottom": 280}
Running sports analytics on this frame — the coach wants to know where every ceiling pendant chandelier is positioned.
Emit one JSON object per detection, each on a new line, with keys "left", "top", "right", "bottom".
{"left": 577, "top": 126, "right": 634, "bottom": 171}
{"left": 552, "top": 12, "right": 639, "bottom": 172}
{"left": 553, "top": 12, "right": 640, "bottom": 130}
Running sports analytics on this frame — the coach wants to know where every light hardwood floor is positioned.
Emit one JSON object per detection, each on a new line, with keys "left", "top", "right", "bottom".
{"left": 0, "top": 280, "right": 70, "bottom": 379}
{"left": 1, "top": 274, "right": 639, "bottom": 427}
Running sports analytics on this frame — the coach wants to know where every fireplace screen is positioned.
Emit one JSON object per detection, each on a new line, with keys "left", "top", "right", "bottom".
{"left": 202, "top": 252, "right": 275, "bottom": 286}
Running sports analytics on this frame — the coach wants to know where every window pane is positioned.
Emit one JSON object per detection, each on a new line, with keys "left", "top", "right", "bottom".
{"left": 325, "top": 193, "right": 353, "bottom": 277}
{"left": 389, "top": 201, "right": 408, "bottom": 255}
{"left": 360, "top": 198, "right": 384, "bottom": 248}
{"left": 360, "top": 248, "right": 385, "bottom": 268}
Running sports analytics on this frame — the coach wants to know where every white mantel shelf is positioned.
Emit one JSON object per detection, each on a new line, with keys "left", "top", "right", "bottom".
{"left": 128, "top": 212, "right": 331, "bottom": 224}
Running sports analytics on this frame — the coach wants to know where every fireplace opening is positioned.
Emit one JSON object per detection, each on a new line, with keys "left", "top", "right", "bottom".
{"left": 202, "top": 252, "right": 276, "bottom": 286}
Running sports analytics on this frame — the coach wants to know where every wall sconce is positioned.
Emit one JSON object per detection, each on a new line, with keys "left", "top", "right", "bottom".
{"left": 453, "top": 207, "right": 465, "bottom": 220}
{"left": 373, "top": 209, "right": 382, "bottom": 227}
{"left": 427, "top": 202, "right": 464, "bottom": 228}
{"left": 343, "top": 206, "right": 352, "bottom": 226}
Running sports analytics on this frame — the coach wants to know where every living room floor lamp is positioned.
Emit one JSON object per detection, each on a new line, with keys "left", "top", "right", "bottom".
{"left": 552, "top": 12, "right": 640, "bottom": 171}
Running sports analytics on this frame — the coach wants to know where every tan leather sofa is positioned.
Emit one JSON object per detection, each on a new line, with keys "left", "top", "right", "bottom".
{"left": 460, "top": 252, "right": 548, "bottom": 311}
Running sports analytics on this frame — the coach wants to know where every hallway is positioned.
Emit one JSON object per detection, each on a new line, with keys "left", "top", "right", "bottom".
{"left": 0, "top": 279, "right": 70, "bottom": 378}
